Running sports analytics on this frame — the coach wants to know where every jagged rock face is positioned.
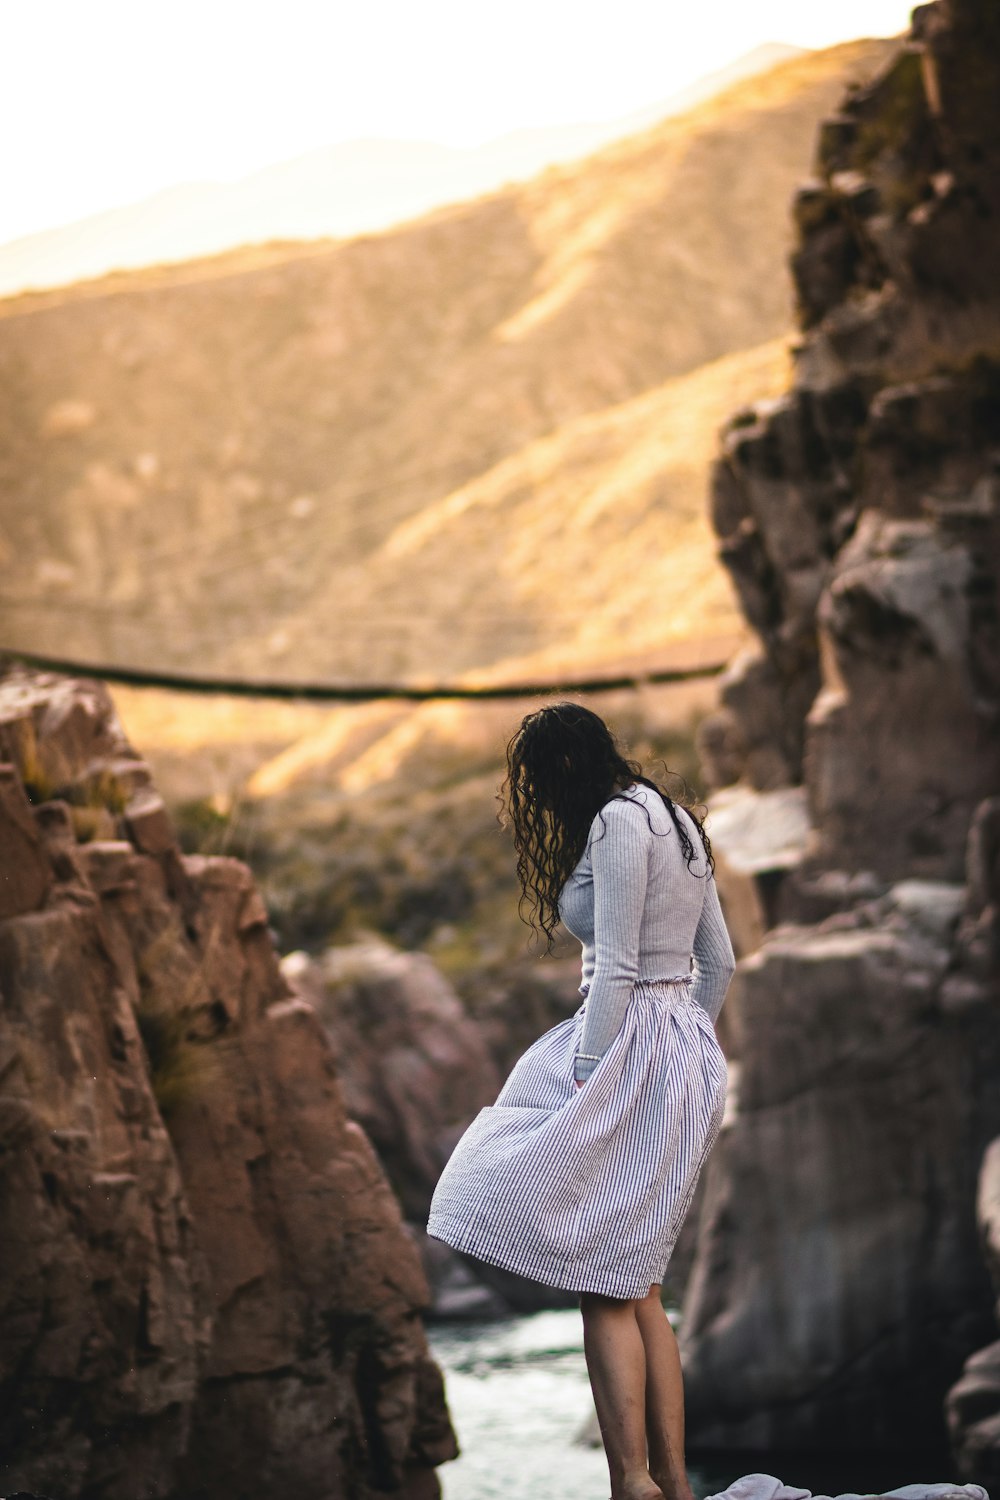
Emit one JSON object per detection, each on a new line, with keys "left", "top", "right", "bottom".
{"left": 0, "top": 667, "right": 456, "bottom": 1500}
{"left": 704, "top": 0, "right": 1000, "bottom": 838}
{"left": 682, "top": 885, "right": 998, "bottom": 1450}
{"left": 686, "top": 0, "right": 1000, "bottom": 1473}
{"left": 806, "top": 506, "right": 996, "bottom": 879}
{"left": 0, "top": 903, "right": 207, "bottom": 1500}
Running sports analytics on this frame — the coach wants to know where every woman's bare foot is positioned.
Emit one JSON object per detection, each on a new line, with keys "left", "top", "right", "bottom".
{"left": 650, "top": 1473, "right": 695, "bottom": 1500}
{"left": 616, "top": 1474, "right": 665, "bottom": 1500}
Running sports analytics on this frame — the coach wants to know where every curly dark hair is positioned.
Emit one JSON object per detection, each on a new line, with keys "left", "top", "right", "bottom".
{"left": 499, "top": 701, "right": 713, "bottom": 946}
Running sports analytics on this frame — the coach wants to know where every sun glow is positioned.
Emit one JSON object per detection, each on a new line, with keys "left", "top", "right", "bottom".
{"left": 5, "top": 0, "right": 916, "bottom": 245}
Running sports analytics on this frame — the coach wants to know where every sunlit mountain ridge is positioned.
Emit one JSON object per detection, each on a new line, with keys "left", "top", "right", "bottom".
{"left": 0, "top": 43, "right": 804, "bottom": 298}
{"left": 0, "top": 36, "right": 896, "bottom": 691}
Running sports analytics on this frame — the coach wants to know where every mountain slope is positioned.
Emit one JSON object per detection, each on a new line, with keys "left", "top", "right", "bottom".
{"left": 0, "top": 44, "right": 804, "bottom": 298}
{"left": 0, "top": 37, "right": 896, "bottom": 687}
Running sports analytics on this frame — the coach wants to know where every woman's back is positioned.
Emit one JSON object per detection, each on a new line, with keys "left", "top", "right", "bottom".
{"left": 560, "top": 784, "right": 734, "bottom": 1080}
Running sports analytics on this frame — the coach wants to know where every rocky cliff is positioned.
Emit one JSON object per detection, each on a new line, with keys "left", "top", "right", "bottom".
{"left": 683, "top": 0, "right": 1000, "bottom": 1479}
{"left": 0, "top": 665, "right": 456, "bottom": 1499}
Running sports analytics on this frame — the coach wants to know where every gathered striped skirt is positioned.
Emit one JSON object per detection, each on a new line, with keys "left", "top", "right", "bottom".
{"left": 426, "top": 977, "right": 728, "bottom": 1299}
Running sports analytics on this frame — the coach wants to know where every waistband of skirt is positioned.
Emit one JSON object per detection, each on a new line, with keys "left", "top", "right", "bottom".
{"left": 638, "top": 972, "right": 692, "bottom": 996}
{"left": 579, "top": 974, "right": 692, "bottom": 1001}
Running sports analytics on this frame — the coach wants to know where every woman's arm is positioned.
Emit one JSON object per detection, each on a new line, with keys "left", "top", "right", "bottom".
{"left": 690, "top": 871, "right": 736, "bottom": 1023}
{"left": 573, "top": 800, "right": 650, "bottom": 1083}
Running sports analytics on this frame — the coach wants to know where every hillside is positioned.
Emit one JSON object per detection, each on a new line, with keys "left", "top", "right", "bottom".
{"left": 0, "top": 37, "right": 895, "bottom": 687}
{"left": 0, "top": 44, "right": 803, "bottom": 298}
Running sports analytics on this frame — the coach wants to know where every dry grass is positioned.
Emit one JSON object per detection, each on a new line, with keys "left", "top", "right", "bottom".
{"left": 0, "top": 38, "right": 895, "bottom": 689}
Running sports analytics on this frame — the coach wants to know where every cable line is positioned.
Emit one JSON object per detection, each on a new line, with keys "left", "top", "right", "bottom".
{"left": 1, "top": 646, "right": 728, "bottom": 703}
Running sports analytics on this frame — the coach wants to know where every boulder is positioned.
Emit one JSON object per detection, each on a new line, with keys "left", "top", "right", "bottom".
{"left": 681, "top": 886, "right": 997, "bottom": 1454}
{"left": 702, "top": 783, "right": 813, "bottom": 961}
{"left": 283, "top": 937, "right": 500, "bottom": 1220}
{"left": 805, "top": 512, "right": 995, "bottom": 881}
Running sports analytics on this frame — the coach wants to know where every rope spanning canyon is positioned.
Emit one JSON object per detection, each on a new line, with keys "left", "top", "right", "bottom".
{"left": 0, "top": 646, "right": 727, "bottom": 702}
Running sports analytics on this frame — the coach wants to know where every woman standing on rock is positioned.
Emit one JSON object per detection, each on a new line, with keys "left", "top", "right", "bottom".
{"left": 428, "top": 702, "right": 735, "bottom": 1500}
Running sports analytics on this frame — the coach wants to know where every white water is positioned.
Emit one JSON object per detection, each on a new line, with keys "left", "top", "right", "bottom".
{"left": 428, "top": 1308, "right": 731, "bottom": 1500}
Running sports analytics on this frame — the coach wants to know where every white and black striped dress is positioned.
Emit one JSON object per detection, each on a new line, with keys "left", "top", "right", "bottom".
{"left": 427, "top": 786, "right": 735, "bottom": 1299}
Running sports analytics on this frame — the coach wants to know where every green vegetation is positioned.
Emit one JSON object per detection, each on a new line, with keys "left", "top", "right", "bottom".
{"left": 174, "top": 796, "right": 236, "bottom": 856}
{"left": 135, "top": 1004, "right": 205, "bottom": 1118}
{"left": 169, "top": 705, "right": 705, "bottom": 1003}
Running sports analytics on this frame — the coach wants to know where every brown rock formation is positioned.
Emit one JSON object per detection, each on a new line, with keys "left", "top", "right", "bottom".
{"left": 0, "top": 665, "right": 456, "bottom": 1499}
{"left": 684, "top": 0, "right": 1000, "bottom": 1474}
{"left": 282, "top": 940, "right": 597, "bottom": 1317}
{"left": 282, "top": 937, "right": 500, "bottom": 1220}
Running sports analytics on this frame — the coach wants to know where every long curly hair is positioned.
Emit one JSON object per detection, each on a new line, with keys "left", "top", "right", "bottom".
{"left": 499, "top": 701, "right": 713, "bottom": 946}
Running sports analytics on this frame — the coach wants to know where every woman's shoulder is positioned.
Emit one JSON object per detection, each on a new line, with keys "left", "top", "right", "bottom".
{"left": 589, "top": 785, "right": 659, "bottom": 839}
{"left": 594, "top": 784, "right": 702, "bottom": 840}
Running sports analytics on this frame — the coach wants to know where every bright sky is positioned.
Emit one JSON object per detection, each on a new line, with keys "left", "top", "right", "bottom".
{"left": 5, "top": 0, "right": 915, "bottom": 244}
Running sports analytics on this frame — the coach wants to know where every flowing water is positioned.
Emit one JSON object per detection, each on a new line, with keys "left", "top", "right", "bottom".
{"left": 428, "top": 1310, "right": 949, "bottom": 1500}
{"left": 428, "top": 1308, "right": 736, "bottom": 1500}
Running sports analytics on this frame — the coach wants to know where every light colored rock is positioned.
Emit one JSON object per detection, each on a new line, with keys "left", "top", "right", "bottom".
{"left": 414, "top": 1227, "right": 510, "bottom": 1322}
{"left": 709, "top": 784, "right": 813, "bottom": 876}
{"left": 705, "top": 784, "right": 812, "bottom": 959}
{"left": 706, "top": 1478, "right": 986, "bottom": 1500}
{"left": 888, "top": 879, "right": 966, "bottom": 946}
{"left": 832, "top": 512, "right": 972, "bottom": 663}
{"left": 978, "top": 1138, "right": 1000, "bottom": 1306}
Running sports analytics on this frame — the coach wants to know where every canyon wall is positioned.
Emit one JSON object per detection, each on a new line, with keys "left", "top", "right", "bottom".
{"left": 0, "top": 665, "right": 456, "bottom": 1499}
{"left": 683, "top": 0, "right": 1000, "bottom": 1480}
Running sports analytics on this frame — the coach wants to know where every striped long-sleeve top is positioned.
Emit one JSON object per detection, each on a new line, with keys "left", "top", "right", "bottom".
{"left": 558, "top": 784, "right": 735, "bottom": 1082}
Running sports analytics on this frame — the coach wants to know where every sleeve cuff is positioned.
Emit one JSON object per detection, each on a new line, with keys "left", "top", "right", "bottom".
{"left": 573, "top": 1054, "right": 600, "bottom": 1083}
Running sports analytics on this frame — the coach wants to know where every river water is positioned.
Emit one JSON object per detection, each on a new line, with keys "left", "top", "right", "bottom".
{"left": 428, "top": 1308, "right": 736, "bottom": 1500}
{"left": 427, "top": 1309, "right": 947, "bottom": 1500}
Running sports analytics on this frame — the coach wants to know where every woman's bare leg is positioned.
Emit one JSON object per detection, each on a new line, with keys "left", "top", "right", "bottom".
{"left": 635, "top": 1285, "right": 696, "bottom": 1500}
{"left": 581, "top": 1291, "right": 664, "bottom": 1500}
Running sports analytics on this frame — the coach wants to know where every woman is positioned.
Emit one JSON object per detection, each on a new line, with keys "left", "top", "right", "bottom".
{"left": 427, "top": 702, "right": 735, "bottom": 1500}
